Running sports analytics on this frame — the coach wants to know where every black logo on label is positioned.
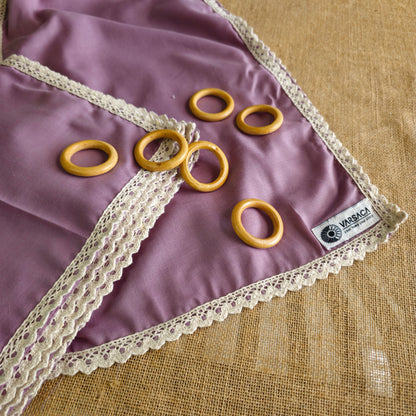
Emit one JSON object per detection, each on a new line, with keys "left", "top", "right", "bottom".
{"left": 321, "top": 224, "right": 342, "bottom": 243}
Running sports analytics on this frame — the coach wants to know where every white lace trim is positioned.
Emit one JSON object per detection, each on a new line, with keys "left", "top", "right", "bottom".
{"left": 54, "top": 220, "right": 401, "bottom": 378}
{"left": 49, "top": 0, "right": 408, "bottom": 378}
{"left": 0, "top": 1, "right": 408, "bottom": 414}
{"left": 0, "top": 58, "right": 199, "bottom": 415}
{"left": 204, "top": 0, "right": 391, "bottom": 215}
{"left": 2, "top": 55, "right": 186, "bottom": 133}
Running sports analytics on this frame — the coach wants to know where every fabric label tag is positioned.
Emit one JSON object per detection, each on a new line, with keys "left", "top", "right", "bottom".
{"left": 312, "top": 198, "right": 380, "bottom": 250}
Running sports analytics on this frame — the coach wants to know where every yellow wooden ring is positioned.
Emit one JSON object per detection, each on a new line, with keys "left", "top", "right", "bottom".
{"left": 134, "top": 129, "right": 189, "bottom": 172}
{"left": 231, "top": 198, "right": 284, "bottom": 248}
{"left": 189, "top": 88, "right": 235, "bottom": 121}
{"left": 60, "top": 139, "right": 118, "bottom": 177}
{"left": 180, "top": 141, "right": 229, "bottom": 192}
{"left": 236, "top": 104, "right": 283, "bottom": 135}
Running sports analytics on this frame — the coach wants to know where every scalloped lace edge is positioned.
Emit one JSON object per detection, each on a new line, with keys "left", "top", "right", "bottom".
{"left": 0, "top": 56, "right": 199, "bottom": 415}
{"left": 0, "top": 1, "right": 408, "bottom": 414}
{"left": 2, "top": 54, "right": 188, "bottom": 133}
{"left": 49, "top": 0, "right": 408, "bottom": 378}
{"left": 54, "top": 220, "right": 404, "bottom": 377}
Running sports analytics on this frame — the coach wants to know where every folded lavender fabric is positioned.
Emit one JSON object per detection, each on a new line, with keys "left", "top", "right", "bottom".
{"left": 0, "top": 0, "right": 406, "bottom": 414}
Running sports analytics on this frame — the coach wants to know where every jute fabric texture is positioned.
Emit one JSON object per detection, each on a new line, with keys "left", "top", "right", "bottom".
{"left": 23, "top": 0, "right": 415, "bottom": 414}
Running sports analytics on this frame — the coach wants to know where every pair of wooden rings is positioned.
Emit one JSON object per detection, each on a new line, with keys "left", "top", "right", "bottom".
{"left": 60, "top": 131, "right": 228, "bottom": 193}
{"left": 134, "top": 129, "right": 229, "bottom": 193}
{"left": 189, "top": 87, "right": 283, "bottom": 135}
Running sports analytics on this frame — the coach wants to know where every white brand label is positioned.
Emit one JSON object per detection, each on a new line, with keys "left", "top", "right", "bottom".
{"left": 312, "top": 198, "right": 380, "bottom": 250}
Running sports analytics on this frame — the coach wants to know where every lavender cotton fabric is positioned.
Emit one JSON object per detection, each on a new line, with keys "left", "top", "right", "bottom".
{"left": 0, "top": 0, "right": 406, "bottom": 414}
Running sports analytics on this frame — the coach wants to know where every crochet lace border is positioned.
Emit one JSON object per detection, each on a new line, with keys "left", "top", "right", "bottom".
{"left": 0, "top": 0, "right": 408, "bottom": 415}
{"left": 0, "top": 56, "right": 199, "bottom": 416}
{"left": 51, "top": 0, "right": 408, "bottom": 377}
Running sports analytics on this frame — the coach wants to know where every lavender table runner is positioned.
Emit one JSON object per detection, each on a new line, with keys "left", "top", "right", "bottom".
{"left": 0, "top": 0, "right": 407, "bottom": 414}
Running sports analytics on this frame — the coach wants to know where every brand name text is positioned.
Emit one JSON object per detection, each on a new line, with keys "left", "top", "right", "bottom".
{"left": 339, "top": 207, "right": 371, "bottom": 228}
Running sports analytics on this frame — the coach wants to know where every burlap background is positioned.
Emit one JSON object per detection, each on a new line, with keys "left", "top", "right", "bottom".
{"left": 23, "top": 0, "right": 415, "bottom": 414}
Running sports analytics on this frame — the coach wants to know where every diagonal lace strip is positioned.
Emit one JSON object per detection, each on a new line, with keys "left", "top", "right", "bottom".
{"left": 2, "top": 54, "right": 184, "bottom": 133}
{"left": 53, "top": 218, "right": 405, "bottom": 378}
{"left": 0, "top": 56, "right": 200, "bottom": 415}
{"left": 0, "top": 131, "right": 199, "bottom": 415}
{"left": 203, "top": 0, "right": 406, "bottom": 225}
{"left": 0, "top": 1, "right": 408, "bottom": 414}
{"left": 48, "top": 0, "right": 409, "bottom": 379}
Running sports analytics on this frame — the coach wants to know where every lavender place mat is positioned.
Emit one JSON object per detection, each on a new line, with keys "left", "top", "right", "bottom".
{"left": 0, "top": 0, "right": 406, "bottom": 414}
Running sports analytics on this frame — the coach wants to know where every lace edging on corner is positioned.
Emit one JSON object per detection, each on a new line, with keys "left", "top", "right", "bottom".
{"left": 53, "top": 218, "right": 403, "bottom": 377}
{"left": 0, "top": 55, "right": 200, "bottom": 415}
{"left": 0, "top": 136, "right": 198, "bottom": 414}
{"left": 0, "top": 1, "right": 408, "bottom": 414}
{"left": 48, "top": 0, "right": 409, "bottom": 379}
{"left": 2, "top": 55, "right": 189, "bottom": 134}
{"left": 204, "top": 0, "right": 406, "bottom": 226}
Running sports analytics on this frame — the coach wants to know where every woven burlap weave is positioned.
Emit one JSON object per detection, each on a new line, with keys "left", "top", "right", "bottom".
{"left": 23, "top": 0, "right": 415, "bottom": 414}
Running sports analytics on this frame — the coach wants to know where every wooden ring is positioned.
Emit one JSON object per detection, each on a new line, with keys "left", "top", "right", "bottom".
{"left": 231, "top": 198, "right": 284, "bottom": 248}
{"left": 134, "top": 129, "right": 188, "bottom": 172}
{"left": 189, "top": 88, "right": 235, "bottom": 121}
{"left": 180, "top": 141, "right": 229, "bottom": 192}
{"left": 236, "top": 104, "right": 283, "bottom": 135}
{"left": 60, "top": 139, "right": 118, "bottom": 177}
